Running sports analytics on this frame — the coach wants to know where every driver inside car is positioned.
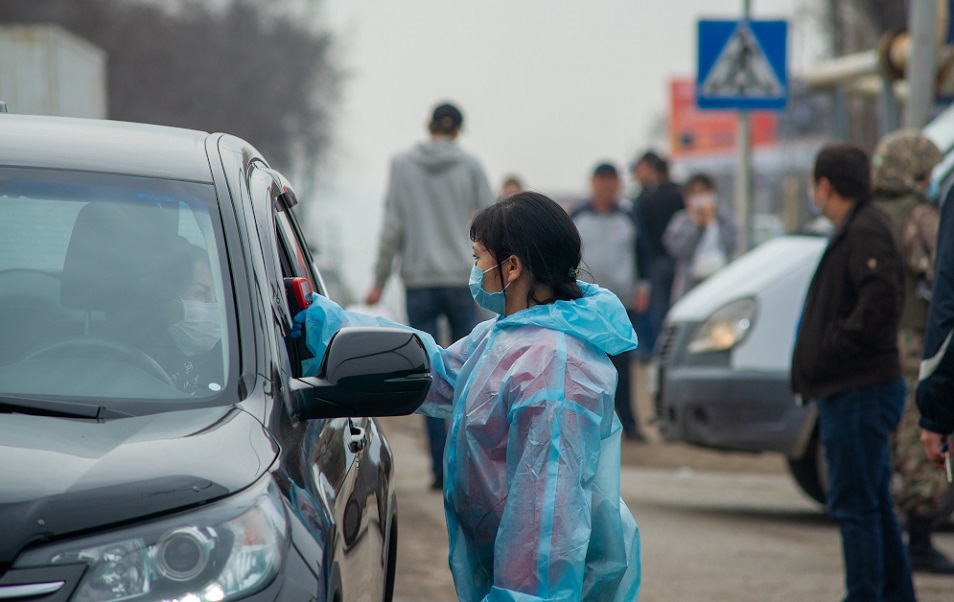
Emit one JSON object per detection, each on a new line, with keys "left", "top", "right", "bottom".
{"left": 148, "top": 239, "right": 224, "bottom": 394}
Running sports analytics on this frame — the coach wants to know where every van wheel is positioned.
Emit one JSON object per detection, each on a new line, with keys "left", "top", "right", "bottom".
{"left": 786, "top": 435, "right": 827, "bottom": 506}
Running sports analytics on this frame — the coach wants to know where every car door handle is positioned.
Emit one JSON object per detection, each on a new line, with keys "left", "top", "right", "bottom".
{"left": 348, "top": 425, "right": 369, "bottom": 453}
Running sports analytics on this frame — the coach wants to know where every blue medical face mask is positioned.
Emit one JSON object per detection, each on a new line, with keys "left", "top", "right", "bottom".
{"left": 469, "top": 263, "right": 510, "bottom": 315}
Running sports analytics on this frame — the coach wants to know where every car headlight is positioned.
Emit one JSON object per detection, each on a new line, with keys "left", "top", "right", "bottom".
{"left": 687, "top": 298, "right": 757, "bottom": 354}
{"left": 15, "top": 479, "right": 287, "bottom": 602}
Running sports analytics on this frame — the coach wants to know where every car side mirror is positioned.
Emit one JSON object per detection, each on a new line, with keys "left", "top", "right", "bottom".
{"left": 289, "top": 327, "right": 431, "bottom": 419}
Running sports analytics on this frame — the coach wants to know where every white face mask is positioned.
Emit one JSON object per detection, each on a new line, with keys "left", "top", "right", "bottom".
{"left": 168, "top": 300, "right": 222, "bottom": 356}
{"left": 689, "top": 192, "right": 716, "bottom": 210}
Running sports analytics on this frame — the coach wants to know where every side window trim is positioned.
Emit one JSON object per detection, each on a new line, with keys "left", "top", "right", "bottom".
{"left": 247, "top": 166, "right": 291, "bottom": 334}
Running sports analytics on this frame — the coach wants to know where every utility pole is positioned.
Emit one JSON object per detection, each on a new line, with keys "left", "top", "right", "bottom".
{"left": 735, "top": 0, "right": 753, "bottom": 250}
{"left": 904, "top": 0, "right": 937, "bottom": 128}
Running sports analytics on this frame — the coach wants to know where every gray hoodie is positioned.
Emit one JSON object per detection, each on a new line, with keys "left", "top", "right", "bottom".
{"left": 373, "top": 138, "right": 494, "bottom": 289}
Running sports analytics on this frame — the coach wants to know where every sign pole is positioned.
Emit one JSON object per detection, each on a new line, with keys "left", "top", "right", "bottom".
{"left": 736, "top": 111, "right": 752, "bottom": 250}
{"left": 903, "top": 0, "right": 937, "bottom": 129}
{"left": 735, "top": 0, "right": 753, "bottom": 251}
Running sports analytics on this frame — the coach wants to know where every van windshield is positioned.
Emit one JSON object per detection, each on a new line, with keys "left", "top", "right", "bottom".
{"left": 0, "top": 168, "right": 233, "bottom": 403}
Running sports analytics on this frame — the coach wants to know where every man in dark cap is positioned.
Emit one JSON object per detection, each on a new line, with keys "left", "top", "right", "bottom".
{"left": 366, "top": 101, "right": 494, "bottom": 490}
{"left": 572, "top": 161, "right": 648, "bottom": 441}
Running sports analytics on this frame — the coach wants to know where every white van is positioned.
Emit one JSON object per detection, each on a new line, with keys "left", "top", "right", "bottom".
{"left": 653, "top": 234, "right": 829, "bottom": 503}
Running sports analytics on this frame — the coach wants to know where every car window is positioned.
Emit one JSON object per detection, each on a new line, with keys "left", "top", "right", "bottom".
{"left": 277, "top": 211, "right": 318, "bottom": 284}
{"left": 0, "top": 168, "right": 233, "bottom": 402}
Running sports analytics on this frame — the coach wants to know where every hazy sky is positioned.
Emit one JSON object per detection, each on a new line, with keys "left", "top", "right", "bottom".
{"left": 306, "top": 0, "right": 826, "bottom": 300}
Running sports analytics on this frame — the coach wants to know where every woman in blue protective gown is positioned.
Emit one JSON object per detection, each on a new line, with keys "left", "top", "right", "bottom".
{"left": 298, "top": 192, "right": 641, "bottom": 602}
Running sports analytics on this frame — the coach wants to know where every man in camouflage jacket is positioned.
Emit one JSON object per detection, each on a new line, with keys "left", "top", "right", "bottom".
{"left": 873, "top": 129, "right": 953, "bottom": 574}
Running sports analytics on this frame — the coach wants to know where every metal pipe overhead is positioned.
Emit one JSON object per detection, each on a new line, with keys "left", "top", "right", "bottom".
{"left": 803, "top": 51, "right": 880, "bottom": 90}
{"left": 905, "top": 0, "right": 939, "bottom": 128}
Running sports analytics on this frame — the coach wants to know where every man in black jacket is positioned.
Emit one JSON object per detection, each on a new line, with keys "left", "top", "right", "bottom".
{"left": 631, "top": 151, "right": 683, "bottom": 351}
{"left": 792, "top": 144, "right": 915, "bottom": 601}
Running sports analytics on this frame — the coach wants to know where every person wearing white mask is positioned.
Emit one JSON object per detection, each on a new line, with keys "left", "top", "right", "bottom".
{"left": 153, "top": 239, "right": 224, "bottom": 394}
{"left": 663, "top": 173, "right": 738, "bottom": 301}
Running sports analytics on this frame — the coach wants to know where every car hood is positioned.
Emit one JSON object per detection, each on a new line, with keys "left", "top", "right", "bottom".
{"left": 0, "top": 405, "right": 278, "bottom": 564}
{"left": 667, "top": 235, "right": 827, "bottom": 322}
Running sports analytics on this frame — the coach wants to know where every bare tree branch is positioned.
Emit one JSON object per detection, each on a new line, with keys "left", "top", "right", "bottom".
{"left": 0, "top": 0, "right": 342, "bottom": 173}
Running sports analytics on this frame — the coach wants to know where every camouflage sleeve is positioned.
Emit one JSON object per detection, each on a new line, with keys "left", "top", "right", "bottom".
{"left": 903, "top": 204, "right": 940, "bottom": 284}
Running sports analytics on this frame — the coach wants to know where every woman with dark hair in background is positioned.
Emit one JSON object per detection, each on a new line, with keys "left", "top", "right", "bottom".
{"left": 296, "top": 192, "right": 642, "bottom": 601}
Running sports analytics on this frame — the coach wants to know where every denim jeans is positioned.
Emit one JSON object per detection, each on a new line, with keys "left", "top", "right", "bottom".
{"left": 646, "top": 256, "right": 675, "bottom": 352}
{"left": 818, "top": 379, "right": 916, "bottom": 602}
{"left": 405, "top": 286, "right": 477, "bottom": 480}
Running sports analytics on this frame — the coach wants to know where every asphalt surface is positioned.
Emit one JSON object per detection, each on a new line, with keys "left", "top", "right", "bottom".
{"left": 382, "top": 364, "right": 954, "bottom": 601}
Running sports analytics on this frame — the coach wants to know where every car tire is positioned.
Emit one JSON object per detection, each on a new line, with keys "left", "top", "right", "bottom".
{"left": 383, "top": 516, "right": 398, "bottom": 602}
{"left": 786, "top": 433, "right": 827, "bottom": 506}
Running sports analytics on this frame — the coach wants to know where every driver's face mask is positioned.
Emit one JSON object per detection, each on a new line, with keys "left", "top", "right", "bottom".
{"left": 169, "top": 300, "right": 221, "bottom": 356}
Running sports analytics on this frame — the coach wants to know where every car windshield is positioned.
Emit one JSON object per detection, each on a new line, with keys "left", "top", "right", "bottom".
{"left": 0, "top": 167, "right": 232, "bottom": 403}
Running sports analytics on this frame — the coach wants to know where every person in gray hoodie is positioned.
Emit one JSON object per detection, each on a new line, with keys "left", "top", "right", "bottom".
{"left": 365, "top": 101, "right": 494, "bottom": 489}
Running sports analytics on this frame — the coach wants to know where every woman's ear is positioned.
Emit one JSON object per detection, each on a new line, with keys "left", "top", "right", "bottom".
{"left": 505, "top": 255, "right": 524, "bottom": 284}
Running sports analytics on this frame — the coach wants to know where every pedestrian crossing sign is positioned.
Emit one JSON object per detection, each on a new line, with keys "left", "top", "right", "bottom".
{"left": 697, "top": 19, "right": 788, "bottom": 111}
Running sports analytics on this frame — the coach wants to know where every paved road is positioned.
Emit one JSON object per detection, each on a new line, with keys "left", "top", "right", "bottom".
{"left": 380, "top": 415, "right": 954, "bottom": 602}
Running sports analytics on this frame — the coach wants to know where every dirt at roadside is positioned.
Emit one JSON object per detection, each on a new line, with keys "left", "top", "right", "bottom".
{"left": 619, "top": 437, "right": 787, "bottom": 474}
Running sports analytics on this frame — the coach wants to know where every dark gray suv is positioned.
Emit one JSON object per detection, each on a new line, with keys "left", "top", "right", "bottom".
{"left": 0, "top": 114, "right": 429, "bottom": 601}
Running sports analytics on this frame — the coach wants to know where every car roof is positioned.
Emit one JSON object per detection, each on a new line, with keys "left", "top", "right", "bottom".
{"left": 0, "top": 114, "right": 214, "bottom": 183}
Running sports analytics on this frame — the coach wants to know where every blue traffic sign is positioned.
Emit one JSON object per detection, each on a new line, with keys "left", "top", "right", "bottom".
{"left": 697, "top": 19, "right": 788, "bottom": 111}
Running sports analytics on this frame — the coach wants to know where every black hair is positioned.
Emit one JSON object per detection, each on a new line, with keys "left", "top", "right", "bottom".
{"left": 685, "top": 172, "right": 716, "bottom": 192}
{"left": 813, "top": 144, "right": 872, "bottom": 202}
{"left": 469, "top": 192, "right": 583, "bottom": 306}
{"left": 592, "top": 161, "right": 619, "bottom": 179}
{"left": 635, "top": 151, "right": 669, "bottom": 177}
{"left": 157, "top": 237, "right": 210, "bottom": 301}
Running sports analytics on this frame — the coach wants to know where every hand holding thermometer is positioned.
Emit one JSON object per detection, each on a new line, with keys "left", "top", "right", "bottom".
{"left": 943, "top": 440, "right": 953, "bottom": 484}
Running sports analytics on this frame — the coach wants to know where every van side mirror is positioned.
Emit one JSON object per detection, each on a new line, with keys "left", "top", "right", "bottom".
{"left": 289, "top": 327, "right": 431, "bottom": 419}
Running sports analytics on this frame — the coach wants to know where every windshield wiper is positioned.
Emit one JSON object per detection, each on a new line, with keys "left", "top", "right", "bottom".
{"left": 0, "top": 396, "right": 130, "bottom": 419}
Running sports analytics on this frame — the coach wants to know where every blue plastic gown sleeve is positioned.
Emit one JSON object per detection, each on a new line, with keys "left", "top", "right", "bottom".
{"left": 483, "top": 339, "right": 602, "bottom": 602}
{"left": 296, "top": 293, "right": 475, "bottom": 419}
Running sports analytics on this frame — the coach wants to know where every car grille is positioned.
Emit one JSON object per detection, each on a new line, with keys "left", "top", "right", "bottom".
{"left": 655, "top": 324, "right": 680, "bottom": 365}
{"left": 653, "top": 324, "right": 681, "bottom": 426}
